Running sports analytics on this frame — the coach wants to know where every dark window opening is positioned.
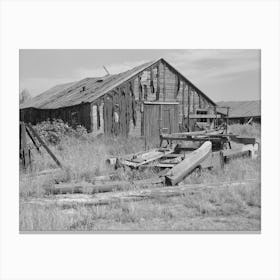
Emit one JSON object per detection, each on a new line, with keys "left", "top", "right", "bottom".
{"left": 71, "top": 111, "right": 79, "bottom": 127}
{"left": 196, "top": 109, "right": 207, "bottom": 115}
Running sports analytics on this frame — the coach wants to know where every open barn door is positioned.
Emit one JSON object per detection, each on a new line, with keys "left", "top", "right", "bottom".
{"left": 143, "top": 101, "right": 179, "bottom": 146}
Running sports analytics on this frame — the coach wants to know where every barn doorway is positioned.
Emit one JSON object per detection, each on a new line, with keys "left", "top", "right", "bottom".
{"left": 143, "top": 101, "right": 179, "bottom": 145}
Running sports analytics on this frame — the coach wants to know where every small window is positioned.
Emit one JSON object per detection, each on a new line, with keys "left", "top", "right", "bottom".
{"left": 196, "top": 109, "right": 207, "bottom": 115}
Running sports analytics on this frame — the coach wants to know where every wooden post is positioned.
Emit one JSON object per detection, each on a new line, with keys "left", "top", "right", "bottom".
{"left": 20, "top": 122, "right": 29, "bottom": 168}
{"left": 26, "top": 123, "right": 62, "bottom": 168}
{"left": 163, "top": 64, "right": 166, "bottom": 101}
{"left": 214, "top": 106, "right": 217, "bottom": 128}
{"left": 226, "top": 106, "right": 229, "bottom": 133}
{"left": 187, "top": 85, "right": 191, "bottom": 131}
{"left": 182, "top": 82, "right": 185, "bottom": 128}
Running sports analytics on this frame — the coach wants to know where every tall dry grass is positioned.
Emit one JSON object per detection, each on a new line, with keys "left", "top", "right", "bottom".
{"left": 19, "top": 123, "right": 261, "bottom": 231}
{"left": 19, "top": 134, "right": 149, "bottom": 198}
{"left": 228, "top": 123, "right": 261, "bottom": 139}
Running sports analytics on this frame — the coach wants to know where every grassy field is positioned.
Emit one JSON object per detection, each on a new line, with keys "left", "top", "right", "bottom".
{"left": 19, "top": 123, "right": 261, "bottom": 232}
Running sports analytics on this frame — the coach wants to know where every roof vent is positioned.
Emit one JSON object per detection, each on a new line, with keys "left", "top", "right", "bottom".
{"left": 96, "top": 79, "right": 104, "bottom": 83}
{"left": 80, "top": 86, "right": 86, "bottom": 92}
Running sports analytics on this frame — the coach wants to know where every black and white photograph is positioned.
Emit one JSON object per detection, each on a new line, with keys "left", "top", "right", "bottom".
{"left": 19, "top": 49, "right": 261, "bottom": 232}
{"left": 1, "top": 1, "right": 280, "bottom": 279}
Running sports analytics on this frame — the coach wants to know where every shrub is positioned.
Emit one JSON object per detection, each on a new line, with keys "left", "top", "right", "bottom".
{"left": 33, "top": 119, "right": 87, "bottom": 145}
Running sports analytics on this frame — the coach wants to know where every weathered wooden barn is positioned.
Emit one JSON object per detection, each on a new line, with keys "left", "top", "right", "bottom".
{"left": 217, "top": 100, "right": 261, "bottom": 124}
{"left": 20, "top": 58, "right": 219, "bottom": 140}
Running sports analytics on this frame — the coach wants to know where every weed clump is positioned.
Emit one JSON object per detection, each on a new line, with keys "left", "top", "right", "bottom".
{"left": 33, "top": 119, "right": 88, "bottom": 145}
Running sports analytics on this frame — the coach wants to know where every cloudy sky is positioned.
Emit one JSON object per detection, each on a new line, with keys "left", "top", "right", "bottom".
{"left": 19, "top": 49, "right": 260, "bottom": 102}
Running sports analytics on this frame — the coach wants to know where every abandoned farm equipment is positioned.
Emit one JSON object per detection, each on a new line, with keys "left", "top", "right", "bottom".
{"left": 106, "top": 127, "right": 259, "bottom": 187}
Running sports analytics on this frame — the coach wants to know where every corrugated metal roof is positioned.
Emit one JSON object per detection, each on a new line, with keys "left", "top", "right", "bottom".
{"left": 20, "top": 58, "right": 216, "bottom": 110}
{"left": 217, "top": 100, "right": 261, "bottom": 118}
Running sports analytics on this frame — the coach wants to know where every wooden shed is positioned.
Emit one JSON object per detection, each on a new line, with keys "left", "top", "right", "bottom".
{"left": 217, "top": 100, "right": 261, "bottom": 124}
{"left": 20, "top": 58, "right": 218, "bottom": 139}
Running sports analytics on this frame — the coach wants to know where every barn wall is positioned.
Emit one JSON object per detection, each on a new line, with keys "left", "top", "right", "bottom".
{"left": 128, "top": 60, "right": 215, "bottom": 134}
{"left": 91, "top": 59, "right": 216, "bottom": 136}
{"left": 20, "top": 103, "right": 93, "bottom": 131}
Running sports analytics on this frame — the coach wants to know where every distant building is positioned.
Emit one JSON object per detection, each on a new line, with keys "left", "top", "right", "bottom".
{"left": 20, "top": 58, "right": 218, "bottom": 140}
{"left": 217, "top": 100, "right": 261, "bottom": 124}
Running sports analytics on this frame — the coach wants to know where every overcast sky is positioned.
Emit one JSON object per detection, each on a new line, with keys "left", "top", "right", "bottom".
{"left": 19, "top": 49, "right": 260, "bottom": 102}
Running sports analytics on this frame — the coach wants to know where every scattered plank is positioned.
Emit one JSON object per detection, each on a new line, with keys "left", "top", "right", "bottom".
{"left": 111, "top": 147, "right": 175, "bottom": 168}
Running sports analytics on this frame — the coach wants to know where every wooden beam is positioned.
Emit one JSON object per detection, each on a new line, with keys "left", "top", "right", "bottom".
{"left": 20, "top": 122, "right": 30, "bottom": 168}
{"left": 29, "top": 179, "right": 259, "bottom": 207}
{"left": 144, "top": 101, "right": 179, "bottom": 105}
{"left": 165, "top": 141, "right": 212, "bottom": 186}
{"left": 189, "top": 114, "right": 221, "bottom": 119}
{"left": 26, "top": 124, "right": 62, "bottom": 168}
{"left": 46, "top": 177, "right": 165, "bottom": 194}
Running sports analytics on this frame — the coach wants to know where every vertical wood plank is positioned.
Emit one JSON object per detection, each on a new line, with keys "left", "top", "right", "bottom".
{"left": 20, "top": 122, "right": 28, "bottom": 168}
{"left": 182, "top": 82, "right": 185, "bottom": 126}
{"left": 150, "top": 67, "right": 154, "bottom": 94}
{"left": 163, "top": 64, "right": 166, "bottom": 101}
{"left": 138, "top": 75, "right": 143, "bottom": 101}
{"left": 187, "top": 85, "right": 191, "bottom": 131}
{"left": 192, "top": 90, "right": 196, "bottom": 113}
{"left": 156, "top": 63, "right": 160, "bottom": 100}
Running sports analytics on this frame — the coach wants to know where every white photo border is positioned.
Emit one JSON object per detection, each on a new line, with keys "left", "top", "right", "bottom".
{"left": 0, "top": 0, "right": 280, "bottom": 279}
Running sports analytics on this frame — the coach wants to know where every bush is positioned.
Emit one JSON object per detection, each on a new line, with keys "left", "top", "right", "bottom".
{"left": 33, "top": 119, "right": 87, "bottom": 145}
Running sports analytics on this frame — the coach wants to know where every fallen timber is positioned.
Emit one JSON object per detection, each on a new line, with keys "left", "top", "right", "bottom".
{"left": 164, "top": 141, "right": 212, "bottom": 186}
{"left": 104, "top": 129, "right": 259, "bottom": 187}
{"left": 46, "top": 177, "right": 164, "bottom": 195}
{"left": 25, "top": 179, "right": 259, "bottom": 207}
